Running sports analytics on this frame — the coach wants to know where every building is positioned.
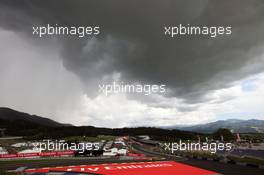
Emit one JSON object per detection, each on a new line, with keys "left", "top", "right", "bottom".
{"left": 103, "top": 147, "right": 127, "bottom": 156}
{"left": 0, "top": 146, "right": 8, "bottom": 154}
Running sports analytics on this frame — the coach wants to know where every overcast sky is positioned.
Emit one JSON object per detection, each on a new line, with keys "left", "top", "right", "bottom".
{"left": 0, "top": 0, "right": 264, "bottom": 127}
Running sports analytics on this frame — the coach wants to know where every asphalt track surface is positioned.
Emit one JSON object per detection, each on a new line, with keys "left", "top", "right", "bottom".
{"left": 131, "top": 143, "right": 264, "bottom": 175}
{"left": 1, "top": 157, "right": 264, "bottom": 175}
{"left": 184, "top": 158, "right": 264, "bottom": 175}
{"left": 0, "top": 157, "right": 150, "bottom": 171}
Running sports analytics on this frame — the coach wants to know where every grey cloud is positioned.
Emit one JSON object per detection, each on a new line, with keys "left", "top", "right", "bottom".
{"left": 1, "top": 0, "right": 264, "bottom": 104}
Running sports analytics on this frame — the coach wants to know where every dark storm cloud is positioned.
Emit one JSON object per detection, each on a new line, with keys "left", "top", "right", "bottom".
{"left": 1, "top": 0, "right": 264, "bottom": 103}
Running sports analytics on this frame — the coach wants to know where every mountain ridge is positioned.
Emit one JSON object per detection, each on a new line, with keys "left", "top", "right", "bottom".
{"left": 0, "top": 107, "right": 199, "bottom": 140}
{"left": 166, "top": 119, "right": 264, "bottom": 133}
{"left": 1, "top": 107, "right": 263, "bottom": 134}
{"left": 0, "top": 107, "right": 71, "bottom": 127}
